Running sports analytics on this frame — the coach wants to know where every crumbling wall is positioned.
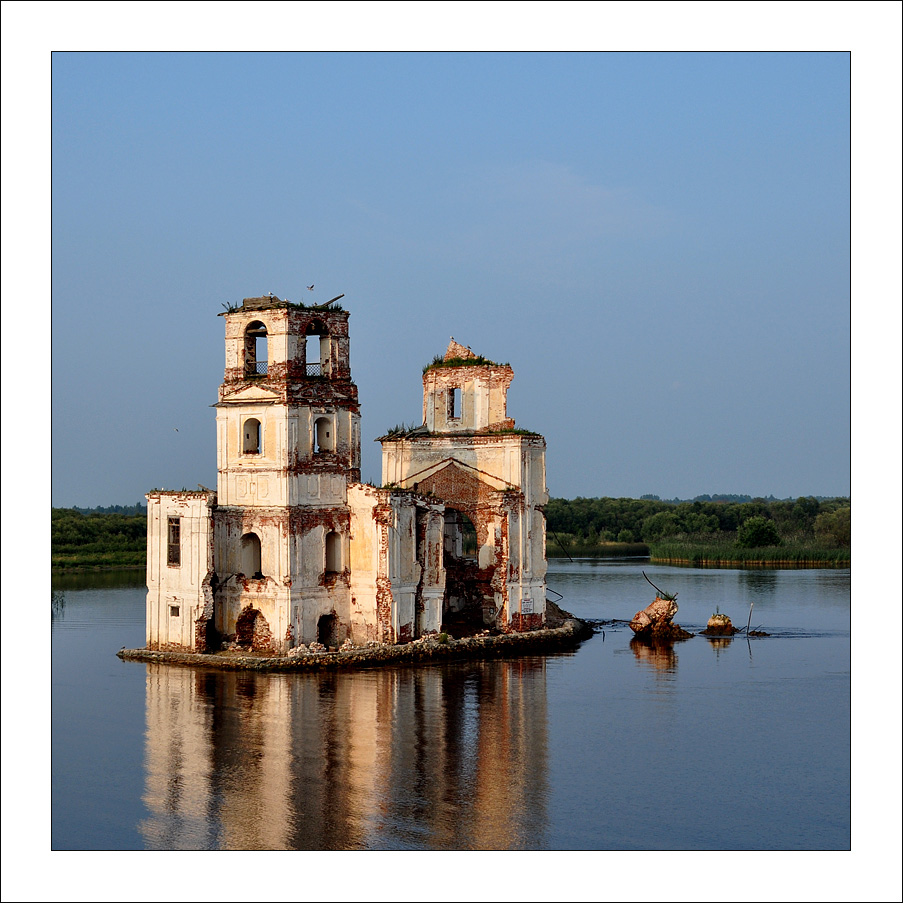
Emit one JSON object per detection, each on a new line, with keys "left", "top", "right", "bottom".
{"left": 348, "top": 485, "right": 446, "bottom": 644}
{"left": 422, "top": 364, "right": 514, "bottom": 433}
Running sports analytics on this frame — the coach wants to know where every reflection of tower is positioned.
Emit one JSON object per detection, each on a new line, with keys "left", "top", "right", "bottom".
{"left": 139, "top": 666, "right": 218, "bottom": 850}
{"left": 469, "top": 659, "right": 549, "bottom": 849}
{"left": 365, "top": 660, "right": 550, "bottom": 850}
{"left": 212, "top": 675, "right": 295, "bottom": 850}
{"left": 137, "top": 659, "right": 551, "bottom": 850}
{"left": 283, "top": 672, "right": 385, "bottom": 851}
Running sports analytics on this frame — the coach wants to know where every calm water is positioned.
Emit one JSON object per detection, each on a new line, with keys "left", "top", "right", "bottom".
{"left": 51, "top": 561, "right": 850, "bottom": 850}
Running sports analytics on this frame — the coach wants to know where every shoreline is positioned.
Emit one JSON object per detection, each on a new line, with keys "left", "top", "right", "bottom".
{"left": 648, "top": 557, "right": 849, "bottom": 568}
{"left": 117, "top": 618, "right": 593, "bottom": 672}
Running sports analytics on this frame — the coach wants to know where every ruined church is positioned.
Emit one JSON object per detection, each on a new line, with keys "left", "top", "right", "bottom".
{"left": 145, "top": 295, "right": 548, "bottom": 653}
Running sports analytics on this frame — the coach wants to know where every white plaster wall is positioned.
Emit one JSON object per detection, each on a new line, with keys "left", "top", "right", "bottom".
{"left": 216, "top": 404, "right": 288, "bottom": 507}
{"left": 348, "top": 485, "right": 382, "bottom": 643}
{"left": 146, "top": 491, "right": 215, "bottom": 649}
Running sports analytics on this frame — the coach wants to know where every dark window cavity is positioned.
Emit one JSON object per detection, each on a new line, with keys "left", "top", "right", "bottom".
{"left": 167, "top": 517, "right": 181, "bottom": 566}
{"left": 325, "top": 531, "right": 342, "bottom": 575}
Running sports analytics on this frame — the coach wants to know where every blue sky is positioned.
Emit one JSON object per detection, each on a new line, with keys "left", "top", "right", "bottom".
{"left": 48, "top": 49, "right": 853, "bottom": 505}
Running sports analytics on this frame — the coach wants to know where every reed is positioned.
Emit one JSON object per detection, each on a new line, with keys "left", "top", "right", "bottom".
{"left": 648, "top": 539, "right": 849, "bottom": 567}
{"left": 546, "top": 540, "right": 651, "bottom": 559}
{"left": 52, "top": 550, "right": 146, "bottom": 569}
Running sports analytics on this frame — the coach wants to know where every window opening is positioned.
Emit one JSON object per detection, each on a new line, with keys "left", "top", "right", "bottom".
{"left": 243, "top": 418, "right": 262, "bottom": 455}
{"left": 325, "top": 531, "right": 342, "bottom": 575}
{"left": 313, "top": 416, "right": 334, "bottom": 454}
{"left": 167, "top": 517, "right": 181, "bottom": 566}
{"left": 444, "top": 508, "right": 477, "bottom": 559}
{"left": 305, "top": 335, "right": 322, "bottom": 376}
{"left": 170, "top": 605, "right": 180, "bottom": 617}
{"left": 244, "top": 321, "right": 268, "bottom": 377}
{"left": 448, "top": 387, "right": 461, "bottom": 420}
{"left": 241, "top": 532, "right": 263, "bottom": 579}
{"left": 305, "top": 321, "right": 328, "bottom": 376}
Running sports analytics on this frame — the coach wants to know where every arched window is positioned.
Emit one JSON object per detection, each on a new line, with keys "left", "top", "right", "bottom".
{"left": 304, "top": 320, "right": 328, "bottom": 376}
{"left": 313, "top": 416, "right": 334, "bottom": 454}
{"left": 244, "top": 321, "right": 268, "bottom": 377}
{"left": 241, "top": 532, "right": 263, "bottom": 579}
{"left": 242, "top": 418, "right": 262, "bottom": 455}
{"left": 325, "top": 531, "right": 342, "bottom": 575}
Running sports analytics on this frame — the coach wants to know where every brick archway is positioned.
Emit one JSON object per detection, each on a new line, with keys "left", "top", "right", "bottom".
{"left": 235, "top": 606, "right": 273, "bottom": 652}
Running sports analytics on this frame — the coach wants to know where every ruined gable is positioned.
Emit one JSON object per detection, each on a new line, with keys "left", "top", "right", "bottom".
{"left": 444, "top": 338, "right": 477, "bottom": 361}
{"left": 413, "top": 460, "right": 514, "bottom": 511}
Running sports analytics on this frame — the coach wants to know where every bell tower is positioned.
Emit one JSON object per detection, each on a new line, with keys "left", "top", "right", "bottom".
{"left": 213, "top": 296, "right": 360, "bottom": 650}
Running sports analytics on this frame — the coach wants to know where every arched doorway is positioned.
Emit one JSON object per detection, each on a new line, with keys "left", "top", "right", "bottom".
{"left": 317, "top": 613, "right": 337, "bottom": 648}
{"left": 442, "top": 508, "right": 487, "bottom": 633}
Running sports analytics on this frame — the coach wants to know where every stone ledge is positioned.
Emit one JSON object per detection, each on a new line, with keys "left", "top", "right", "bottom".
{"left": 117, "top": 619, "right": 592, "bottom": 672}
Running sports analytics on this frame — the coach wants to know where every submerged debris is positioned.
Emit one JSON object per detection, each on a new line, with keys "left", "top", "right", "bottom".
{"left": 628, "top": 595, "right": 693, "bottom": 640}
{"left": 701, "top": 612, "right": 739, "bottom": 636}
{"left": 629, "top": 572, "right": 692, "bottom": 639}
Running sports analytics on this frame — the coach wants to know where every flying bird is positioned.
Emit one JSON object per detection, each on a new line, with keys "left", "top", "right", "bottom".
{"left": 173, "top": 428, "right": 179, "bottom": 432}
{"left": 307, "top": 284, "right": 315, "bottom": 291}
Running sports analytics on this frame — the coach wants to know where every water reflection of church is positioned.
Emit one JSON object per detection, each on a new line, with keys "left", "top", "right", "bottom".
{"left": 146, "top": 296, "right": 548, "bottom": 652}
{"left": 138, "top": 660, "right": 550, "bottom": 850}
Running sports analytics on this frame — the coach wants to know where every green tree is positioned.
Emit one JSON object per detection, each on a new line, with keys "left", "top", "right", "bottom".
{"left": 814, "top": 507, "right": 851, "bottom": 547}
{"left": 737, "top": 516, "right": 782, "bottom": 548}
{"left": 641, "top": 511, "right": 681, "bottom": 541}
{"left": 681, "top": 511, "right": 720, "bottom": 534}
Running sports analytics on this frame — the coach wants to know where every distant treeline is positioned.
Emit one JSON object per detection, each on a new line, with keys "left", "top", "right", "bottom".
{"left": 68, "top": 503, "right": 148, "bottom": 516}
{"left": 52, "top": 494, "right": 852, "bottom": 570}
{"left": 546, "top": 496, "right": 850, "bottom": 565}
{"left": 637, "top": 493, "right": 840, "bottom": 504}
{"left": 52, "top": 508, "right": 147, "bottom": 569}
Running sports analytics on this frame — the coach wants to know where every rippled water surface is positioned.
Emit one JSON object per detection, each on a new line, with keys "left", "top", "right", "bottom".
{"left": 51, "top": 562, "right": 850, "bottom": 850}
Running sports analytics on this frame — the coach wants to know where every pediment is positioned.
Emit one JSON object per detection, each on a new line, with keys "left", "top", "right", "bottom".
{"left": 401, "top": 458, "right": 515, "bottom": 508}
{"left": 220, "top": 384, "right": 281, "bottom": 404}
